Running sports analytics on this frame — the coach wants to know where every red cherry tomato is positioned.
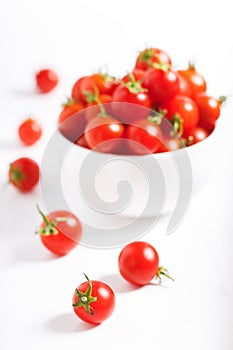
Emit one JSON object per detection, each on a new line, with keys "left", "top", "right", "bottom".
{"left": 18, "top": 118, "right": 42, "bottom": 146}
{"left": 72, "top": 274, "right": 115, "bottom": 324}
{"left": 9, "top": 157, "right": 40, "bottom": 192}
{"left": 84, "top": 115, "right": 124, "bottom": 153}
{"left": 187, "top": 126, "right": 209, "bottom": 145}
{"left": 112, "top": 77, "right": 151, "bottom": 123}
{"left": 36, "top": 69, "right": 59, "bottom": 93}
{"left": 82, "top": 73, "right": 119, "bottom": 95}
{"left": 160, "top": 95, "right": 199, "bottom": 137}
{"left": 194, "top": 92, "right": 224, "bottom": 131}
{"left": 176, "top": 73, "right": 193, "bottom": 97}
{"left": 124, "top": 118, "right": 163, "bottom": 155}
{"left": 158, "top": 137, "right": 183, "bottom": 153}
{"left": 118, "top": 241, "right": 173, "bottom": 286}
{"left": 75, "top": 134, "right": 90, "bottom": 149}
{"left": 58, "top": 103, "right": 86, "bottom": 142}
{"left": 71, "top": 76, "right": 89, "bottom": 104}
{"left": 143, "top": 68, "right": 179, "bottom": 104}
{"left": 135, "top": 48, "right": 172, "bottom": 71}
{"left": 178, "top": 64, "right": 206, "bottom": 96}
{"left": 36, "top": 206, "right": 82, "bottom": 256}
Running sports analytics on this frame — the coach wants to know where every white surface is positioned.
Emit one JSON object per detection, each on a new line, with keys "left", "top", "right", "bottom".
{"left": 1, "top": 1, "right": 233, "bottom": 349}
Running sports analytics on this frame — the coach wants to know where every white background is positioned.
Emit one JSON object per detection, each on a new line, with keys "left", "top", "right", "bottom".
{"left": 1, "top": 1, "right": 233, "bottom": 349}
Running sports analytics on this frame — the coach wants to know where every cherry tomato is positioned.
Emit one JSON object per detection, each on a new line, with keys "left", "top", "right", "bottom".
{"left": 18, "top": 118, "right": 42, "bottom": 146}
{"left": 118, "top": 241, "right": 173, "bottom": 286}
{"left": 178, "top": 63, "right": 206, "bottom": 96}
{"left": 36, "top": 206, "right": 82, "bottom": 256}
{"left": 124, "top": 118, "right": 163, "bottom": 155}
{"left": 36, "top": 69, "right": 59, "bottom": 93}
{"left": 160, "top": 95, "right": 199, "bottom": 137}
{"left": 72, "top": 274, "right": 115, "bottom": 324}
{"left": 135, "top": 48, "right": 172, "bottom": 71}
{"left": 187, "top": 126, "right": 209, "bottom": 145}
{"left": 75, "top": 134, "right": 90, "bottom": 149}
{"left": 194, "top": 92, "right": 224, "bottom": 131}
{"left": 82, "top": 73, "right": 119, "bottom": 95}
{"left": 158, "top": 137, "right": 183, "bottom": 153}
{"left": 143, "top": 68, "right": 179, "bottom": 104}
{"left": 84, "top": 115, "right": 124, "bottom": 153}
{"left": 58, "top": 102, "right": 86, "bottom": 141}
{"left": 71, "top": 76, "right": 89, "bottom": 104}
{"left": 85, "top": 94, "right": 113, "bottom": 122}
{"left": 112, "top": 77, "right": 151, "bottom": 123}
{"left": 9, "top": 157, "right": 40, "bottom": 192}
{"left": 176, "top": 72, "right": 193, "bottom": 97}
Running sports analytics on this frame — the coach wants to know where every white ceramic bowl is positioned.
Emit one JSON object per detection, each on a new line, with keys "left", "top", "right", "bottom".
{"left": 40, "top": 111, "right": 221, "bottom": 246}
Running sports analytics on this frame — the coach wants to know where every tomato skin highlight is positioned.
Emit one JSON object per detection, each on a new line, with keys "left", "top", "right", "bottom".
{"left": 124, "top": 119, "right": 163, "bottom": 155}
{"left": 18, "top": 118, "right": 42, "bottom": 146}
{"left": 9, "top": 157, "right": 40, "bottom": 192}
{"left": 143, "top": 68, "right": 179, "bottom": 104}
{"left": 39, "top": 210, "right": 82, "bottom": 256}
{"left": 84, "top": 115, "right": 124, "bottom": 153}
{"left": 36, "top": 69, "right": 58, "bottom": 93}
{"left": 160, "top": 95, "right": 200, "bottom": 137}
{"left": 73, "top": 280, "right": 115, "bottom": 324}
{"left": 118, "top": 241, "right": 160, "bottom": 286}
{"left": 187, "top": 126, "right": 209, "bottom": 145}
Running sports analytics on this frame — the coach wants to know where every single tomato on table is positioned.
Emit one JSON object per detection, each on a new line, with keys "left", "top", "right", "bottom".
{"left": 18, "top": 118, "right": 42, "bottom": 146}
{"left": 118, "top": 241, "right": 174, "bottom": 286}
{"left": 36, "top": 69, "right": 59, "bottom": 93}
{"left": 36, "top": 206, "right": 82, "bottom": 256}
{"left": 72, "top": 274, "right": 115, "bottom": 324}
{"left": 9, "top": 157, "right": 40, "bottom": 192}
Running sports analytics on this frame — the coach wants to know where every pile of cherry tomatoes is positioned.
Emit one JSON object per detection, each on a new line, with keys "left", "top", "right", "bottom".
{"left": 58, "top": 47, "right": 225, "bottom": 155}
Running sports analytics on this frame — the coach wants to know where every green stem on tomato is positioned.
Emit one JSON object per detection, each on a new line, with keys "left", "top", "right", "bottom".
{"left": 72, "top": 273, "right": 97, "bottom": 315}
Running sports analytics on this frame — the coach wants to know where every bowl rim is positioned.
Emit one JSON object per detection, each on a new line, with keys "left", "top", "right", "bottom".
{"left": 58, "top": 125, "right": 216, "bottom": 159}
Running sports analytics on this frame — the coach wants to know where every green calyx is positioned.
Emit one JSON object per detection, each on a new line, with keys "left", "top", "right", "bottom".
{"left": 9, "top": 164, "right": 25, "bottom": 186}
{"left": 139, "top": 48, "right": 155, "bottom": 64}
{"left": 99, "top": 72, "right": 116, "bottom": 84}
{"left": 156, "top": 266, "right": 175, "bottom": 284}
{"left": 84, "top": 89, "right": 108, "bottom": 117}
{"left": 72, "top": 273, "right": 97, "bottom": 315}
{"left": 35, "top": 205, "right": 67, "bottom": 236}
{"left": 121, "top": 72, "right": 148, "bottom": 94}
{"left": 147, "top": 109, "right": 167, "bottom": 125}
{"left": 171, "top": 113, "right": 183, "bottom": 137}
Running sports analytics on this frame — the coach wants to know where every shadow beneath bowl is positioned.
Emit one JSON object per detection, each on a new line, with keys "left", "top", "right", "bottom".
{"left": 47, "top": 313, "right": 97, "bottom": 333}
{"left": 99, "top": 273, "right": 141, "bottom": 294}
